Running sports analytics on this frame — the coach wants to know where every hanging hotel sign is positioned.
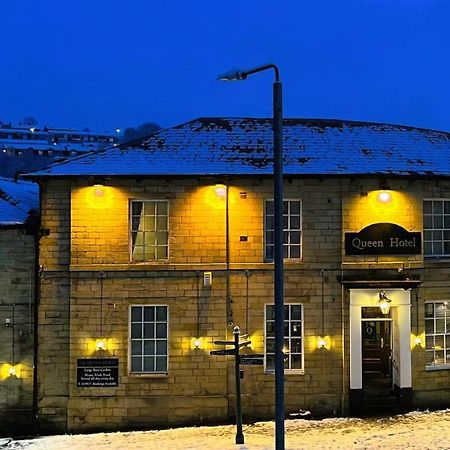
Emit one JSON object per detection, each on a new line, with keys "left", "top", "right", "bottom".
{"left": 77, "top": 358, "right": 119, "bottom": 387}
{"left": 345, "top": 223, "right": 421, "bottom": 255}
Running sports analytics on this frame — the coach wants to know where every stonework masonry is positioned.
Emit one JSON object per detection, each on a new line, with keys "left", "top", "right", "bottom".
{"left": 0, "top": 228, "right": 35, "bottom": 434}
{"left": 32, "top": 176, "right": 450, "bottom": 432}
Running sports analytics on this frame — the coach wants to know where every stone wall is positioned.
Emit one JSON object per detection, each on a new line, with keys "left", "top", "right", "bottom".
{"left": 36, "top": 176, "right": 450, "bottom": 432}
{"left": 0, "top": 228, "right": 35, "bottom": 435}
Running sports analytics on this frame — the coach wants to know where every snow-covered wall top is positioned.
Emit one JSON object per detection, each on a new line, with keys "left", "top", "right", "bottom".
{"left": 0, "top": 177, "right": 39, "bottom": 226}
{"left": 23, "top": 117, "right": 450, "bottom": 178}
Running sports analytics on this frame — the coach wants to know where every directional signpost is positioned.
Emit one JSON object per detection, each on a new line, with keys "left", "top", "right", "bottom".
{"left": 210, "top": 325, "right": 260, "bottom": 445}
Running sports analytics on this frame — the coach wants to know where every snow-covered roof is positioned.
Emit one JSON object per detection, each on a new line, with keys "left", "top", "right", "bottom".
{"left": 0, "top": 177, "right": 39, "bottom": 226}
{"left": 23, "top": 117, "right": 450, "bottom": 178}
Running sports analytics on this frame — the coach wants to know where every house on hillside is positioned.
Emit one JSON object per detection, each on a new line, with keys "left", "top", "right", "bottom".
{"left": 23, "top": 117, "right": 450, "bottom": 433}
{"left": 0, "top": 177, "right": 39, "bottom": 433}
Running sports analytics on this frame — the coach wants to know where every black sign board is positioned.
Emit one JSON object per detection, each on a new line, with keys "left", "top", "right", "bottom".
{"left": 77, "top": 358, "right": 119, "bottom": 387}
{"left": 345, "top": 223, "right": 421, "bottom": 255}
{"left": 210, "top": 349, "right": 236, "bottom": 356}
{"left": 240, "top": 357, "right": 264, "bottom": 366}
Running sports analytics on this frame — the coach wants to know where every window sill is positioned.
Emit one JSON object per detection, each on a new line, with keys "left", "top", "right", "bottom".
{"left": 265, "top": 370, "right": 304, "bottom": 375}
{"left": 425, "top": 364, "right": 450, "bottom": 371}
{"left": 128, "top": 372, "right": 169, "bottom": 378}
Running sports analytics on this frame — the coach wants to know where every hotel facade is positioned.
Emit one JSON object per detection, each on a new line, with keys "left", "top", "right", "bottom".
{"left": 17, "top": 117, "right": 450, "bottom": 433}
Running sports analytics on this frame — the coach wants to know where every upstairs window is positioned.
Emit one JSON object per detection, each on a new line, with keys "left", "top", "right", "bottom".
{"left": 265, "top": 304, "right": 303, "bottom": 373}
{"left": 425, "top": 301, "right": 450, "bottom": 368}
{"left": 264, "top": 199, "right": 302, "bottom": 261}
{"left": 130, "top": 200, "right": 169, "bottom": 261}
{"left": 423, "top": 199, "right": 450, "bottom": 257}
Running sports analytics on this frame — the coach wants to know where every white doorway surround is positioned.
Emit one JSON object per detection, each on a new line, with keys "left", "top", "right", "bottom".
{"left": 349, "top": 288, "right": 412, "bottom": 390}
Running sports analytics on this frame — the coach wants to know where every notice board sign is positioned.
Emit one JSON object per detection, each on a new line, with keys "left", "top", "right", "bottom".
{"left": 77, "top": 358, "right": 119, "bottom": 387}
{"left": 345, "top": 223, "right": 421, "bottom": 255}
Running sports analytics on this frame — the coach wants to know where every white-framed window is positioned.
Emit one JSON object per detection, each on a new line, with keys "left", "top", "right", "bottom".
{"left": 425, "top": 301, "right": 450, "bottom": 368}
{"left": 129, "top": 305, "right": 168, "bottom": 373}
{"left": 264, "top": 303, "right": 304, "bottom": 373}
{"left": 130, "top": 200, "right": 169, "bottom": 261}
{"left": 264, "top": 199, "right": 302, "bottom": 261}
{"left": 423, "top": 199, "right": 450, "bottom": 257}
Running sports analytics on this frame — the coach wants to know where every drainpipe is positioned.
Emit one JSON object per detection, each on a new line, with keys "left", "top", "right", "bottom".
{"left": 225, "top": 180, "right": 232, "bottom": 327}
{"left": 32, "top": 183, "right": 43, "bottom": 433}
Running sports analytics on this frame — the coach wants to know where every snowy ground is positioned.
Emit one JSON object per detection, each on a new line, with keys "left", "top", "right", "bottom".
{"left": 3, "top": 409, "right": 450, "bottom": 450}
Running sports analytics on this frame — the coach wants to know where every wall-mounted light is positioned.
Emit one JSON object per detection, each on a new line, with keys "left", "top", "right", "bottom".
{"left": 95, "top": 338, "right": 107, "bottom": 351}
{"left": 414, "top": 336, "right": 422, "bottom": 346}
{"left": 378, "top": 290, "right": 392, "bottom": 315}
{"left": 214, "top": 184, "right": 227, "bottom": 197}
{"left": 8, "top": 366, "right": 16, "bottom": 377}
{"left": 377, "top": 191, "right": 392, "bottom": 203}
{"left": 317, "top": 337, "right": 327, "bottom": 349}
{"left": 192, "top": 337, "right": 203, "bottom": 349}
{"left": 93, "top": 184, "right": 105, "bottom": 198}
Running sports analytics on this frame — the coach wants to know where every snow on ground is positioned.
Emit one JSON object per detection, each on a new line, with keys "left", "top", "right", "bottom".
{"left": 4, "top": 409, "right": 450, "bottom": 450}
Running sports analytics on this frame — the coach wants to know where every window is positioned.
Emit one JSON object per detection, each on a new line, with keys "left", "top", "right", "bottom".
{"left": 130, "top": 305, "right": 168, "bottom": 373}
{"left": 264, "top": 199, "right": 301, "bottom": 261}
{"left": 130, "top": 200, "right": 169, "bottom": 261}
{"left": 265, "top": 304, "right": 303, "bottom": 372}
{"left": 423, "top": 199, "right": 450, "bottom": 257}
{"left": 425, "top": 301, "right": 450, "bottom": 368}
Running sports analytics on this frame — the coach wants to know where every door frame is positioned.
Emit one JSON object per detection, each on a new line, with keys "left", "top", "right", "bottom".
{"left": 349, "top": 288, "right": 411, "bottom": 391}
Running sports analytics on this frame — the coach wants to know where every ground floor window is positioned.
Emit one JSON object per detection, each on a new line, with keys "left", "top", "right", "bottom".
{"left": 265, "top": 303, "right": 303, "bottom": 373}
{"left": 425, "top": 301, "right": 450, "bottom": 368}
{"left": 129, "top": 305, "right": 168, "bottom": 373}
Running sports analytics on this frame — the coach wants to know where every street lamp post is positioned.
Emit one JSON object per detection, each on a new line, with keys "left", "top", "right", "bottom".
{"left": 218, "top": 63, "right": 284, "bottom": 450}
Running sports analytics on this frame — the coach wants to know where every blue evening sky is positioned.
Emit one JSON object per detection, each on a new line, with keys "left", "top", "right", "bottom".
{"left": 1, "top": 0, "right": 449, "bottom": 133}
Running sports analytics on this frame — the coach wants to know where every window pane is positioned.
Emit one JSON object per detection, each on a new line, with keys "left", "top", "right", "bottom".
{"left": 143, "top": 201, "right": 156, "bottom": 215}
{"left": 156, "top": 357, "right": 167, "bottom": 372}
{"left": 132, "top": 202, "right": 143, "bottom": 216}
{"left": 156, "top": 340, "right": 167, "bottom": 355}
{"left": 143, "top": 356, "right": 155, "bottom": 372}
{"left": 266, "top": 305, "right": 275, "bottom": 320}
{"left": 144, "top": 323, "right": 154, "bottom": 338}
{"left": 157, "top": 246, "right": 168, "bottom": 259}
{"left": 290, "top": 245, "right": 301, "bottom": 259}
{"left": 291, "top": 354, "right": 302, "bottom": 369}
{"left": 131, "top": 357, "right": 142, "bottom": 372}
{"left": 144, "top": 307, "right": 155, "bottom": 322}
{"left": 131, "top": 307, "right": 142, "bottom": 322}
{"left": 144, "top": 340, "right": 155, "bottom": 355}
{"left": 157, "top": 201, "right": 168, "bottom": 215}
{"left": 265, "top": 201, "right": 273, "bottom": 215}
{"left": 434, "top": 202, "right": 443, "bottom": 214}
{"left": 156, "top": 323, "right": 167, "bottom": 338}
{"left": 290, "top": 216, "right": 300, "bottom": 229}
{"left": 425, "top": 319, "right": 434, "bottom": 334}
{"left": 290, "top": 201, "right": 300, "bottom": 214}
{"left": 156, "top": 306, "right": 167, "bottom": 321}
{"left": 131, "top": 323, "right": 142, "bottom": 339}
{"left": 131, "top": 340, "right": 142, "bottom": 356}
{"left": 290, "top": 231, "right": 300, "bottom": 245}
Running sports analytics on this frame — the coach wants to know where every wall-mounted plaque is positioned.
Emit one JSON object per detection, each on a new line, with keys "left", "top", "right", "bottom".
{"left": 77, "top": 358, "right": 119, "bottom": 387}
{"left": 345, "top": 223, "right": 421, "bottom": 255}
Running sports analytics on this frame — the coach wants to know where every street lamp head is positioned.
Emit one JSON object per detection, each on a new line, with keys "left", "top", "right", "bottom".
{"left": 217, "top": 68, "right": 247, "bottom": 81}
{"left": 217, "top": 63, "right": 280, "bottom": 82}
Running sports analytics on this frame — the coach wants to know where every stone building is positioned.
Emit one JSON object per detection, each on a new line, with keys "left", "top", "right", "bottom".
{"left": 0, "top": 177, "right": 39, "bottom": 434}
{"left": 23, "top": 117, "right": 450, "bottom": 433}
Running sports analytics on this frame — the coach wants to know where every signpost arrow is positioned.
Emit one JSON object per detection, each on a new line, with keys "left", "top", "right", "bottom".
{"left": 210, "top": 349, "right": 236, "bottom": 356}
{"left": 213, "top": 340, "right": 235, "bottom": 346}
{"left": 240, "top": 357, "right": 264, "bottom": 366}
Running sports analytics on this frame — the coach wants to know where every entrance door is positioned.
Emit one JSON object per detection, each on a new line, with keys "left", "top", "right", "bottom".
{"left": 361, "top": 320, "right": 392, "bottom": 379}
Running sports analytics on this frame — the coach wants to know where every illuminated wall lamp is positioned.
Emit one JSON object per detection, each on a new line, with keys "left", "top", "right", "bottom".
{"left": 414, "top": 336, "right": 422, "bottom": 346}
{"left": 317, "top": 337, "right": 327, "bottom": 349}
{"left": 214, "top": 184, "right": 227, "bottom": 197}
{"left": 193, "top": 337, "right": 202, "bottom": 349}
{"left": 95, "top": 338, "right": 107, "bottom": 351}
{"left": 377, "top": 191, "right": 392, "bottom": 203}
{"left": 378, "top": 290, "right": 392, "bottom": 315}
{"left": 8, "top": 366, "right": 17, "bottom": 377}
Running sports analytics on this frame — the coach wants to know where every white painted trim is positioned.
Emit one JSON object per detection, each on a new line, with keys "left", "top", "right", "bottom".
{"left": 349, "top": 288, "right": 411, "bottom": 390}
